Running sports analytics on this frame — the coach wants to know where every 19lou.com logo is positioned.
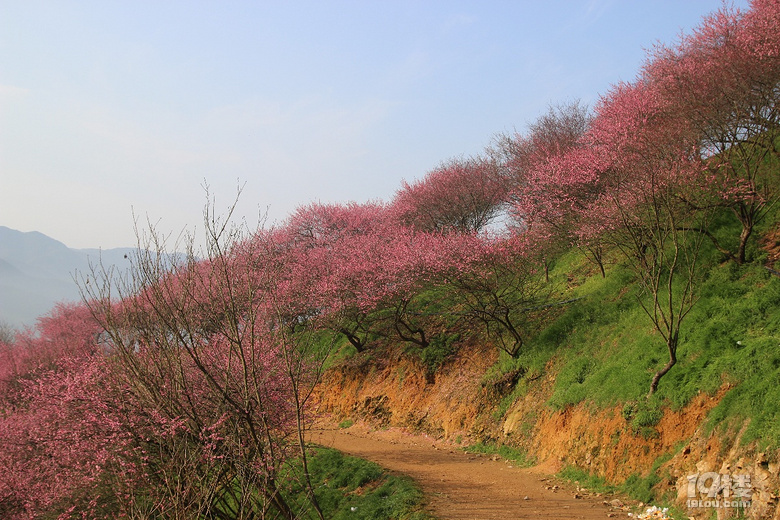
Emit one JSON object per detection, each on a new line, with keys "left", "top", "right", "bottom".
{"left": 686, "top": 472, "right": 752, "bottom": 509}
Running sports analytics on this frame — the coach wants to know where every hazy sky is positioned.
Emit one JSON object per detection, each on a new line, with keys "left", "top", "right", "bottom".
{"left": 0, "top": 0, "right": 750, "bottom": 250}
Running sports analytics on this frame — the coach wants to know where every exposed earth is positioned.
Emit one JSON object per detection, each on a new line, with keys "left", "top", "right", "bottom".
{"left": 311, "top": 425, "right": 631, "bottom": 519}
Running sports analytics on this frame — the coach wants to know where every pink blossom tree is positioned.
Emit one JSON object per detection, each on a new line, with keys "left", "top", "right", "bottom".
{"left": 81, "top": 193, "right": 326, "bottom": 519}
{"left": 447, "top": 231, "right": 556, "bottom": 358}
{"left": 0, "top": 303, "right": 150, "bottom": 519}
{"left": 585, "top": 78, "right": 713, "bottom": 396}
{"left": 276, "top": 201, "right": 396, "bottom": 351}
{"left": 392, "top": 155, "right": 511, "bottom": 234}
{"left": 509, "top": 102, "right": 610, "bottom": 277}
{"left": 277, "top": 201, "right": 470, "bottom": 352}
{"left": 643, "top": 0, "right": 780, "bottom": 263}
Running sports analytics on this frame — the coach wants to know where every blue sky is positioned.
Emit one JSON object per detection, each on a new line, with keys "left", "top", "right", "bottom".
{"left": 0, "top": 0, "right": 750, "bottom": 249}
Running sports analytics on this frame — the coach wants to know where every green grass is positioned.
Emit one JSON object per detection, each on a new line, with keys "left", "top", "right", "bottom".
{"left": 557, "top": 466, "right": 618, "bottom": 495}
{"left": 287, "top": 447, "right": 434, "bottom": 520}
{"left": 403, "top": 331, "right": 461, "bottom": 376}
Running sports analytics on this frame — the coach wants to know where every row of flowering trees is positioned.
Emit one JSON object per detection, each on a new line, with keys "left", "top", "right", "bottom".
{"left": 1, "top": 0, "right": 778, "bottom": 517}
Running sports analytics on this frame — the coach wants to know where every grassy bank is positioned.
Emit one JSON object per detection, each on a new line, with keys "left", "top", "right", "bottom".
{"left": 284, "top": 447, "right": 433, "bottom": 520}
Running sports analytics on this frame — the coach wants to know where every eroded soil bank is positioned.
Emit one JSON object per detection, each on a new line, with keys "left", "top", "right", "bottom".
{"left": 315, "top": 346, "right": 780, "bottom": 519}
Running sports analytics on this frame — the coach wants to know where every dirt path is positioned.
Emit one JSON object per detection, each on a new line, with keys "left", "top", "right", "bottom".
{"left": 310, "top": 426, "right": 623, "bottom": 520}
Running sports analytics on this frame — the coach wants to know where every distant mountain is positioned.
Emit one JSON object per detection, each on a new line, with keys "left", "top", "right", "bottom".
{"left": 0, "top": 226, "right": 136, "bottom": 329}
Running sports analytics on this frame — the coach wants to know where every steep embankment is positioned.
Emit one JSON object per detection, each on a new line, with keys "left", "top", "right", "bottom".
{"left": 317, "top": 343, "right": 497, "bottom": 439}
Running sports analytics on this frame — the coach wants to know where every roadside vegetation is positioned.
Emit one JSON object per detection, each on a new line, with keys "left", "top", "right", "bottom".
{"left": 286, "top": 448, "right": 433, "bottom": 520}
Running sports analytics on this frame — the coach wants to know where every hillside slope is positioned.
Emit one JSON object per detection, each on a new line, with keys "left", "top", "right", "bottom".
{"left": 315, "top": 218, "right": 780, "bottom": 519}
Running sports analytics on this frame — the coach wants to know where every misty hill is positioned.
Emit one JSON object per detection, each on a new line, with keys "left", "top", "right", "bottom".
{"left": 0, "top": 226, "right": 135, "bottom": 328}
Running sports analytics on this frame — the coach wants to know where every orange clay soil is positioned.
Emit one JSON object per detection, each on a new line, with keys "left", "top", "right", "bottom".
{"left": 310, "top": 425, "right": 626, "bottom": 520}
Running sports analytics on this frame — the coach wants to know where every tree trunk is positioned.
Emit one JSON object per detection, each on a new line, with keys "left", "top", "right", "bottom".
{"left": 394, "top": 317, "right": 428, "bottom": 348}
{"left": 736, "top": 222, "right": 753, "bottom": 265}
{"left": 648, "top": 336, "right": 678, "bottom": 397}
{"left": 339, "top": 328, "right": 365, "bottom": 352}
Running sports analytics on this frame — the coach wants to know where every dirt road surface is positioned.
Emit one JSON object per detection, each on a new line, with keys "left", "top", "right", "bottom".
{"left": 310, "top": 426, "right": 624, "bottom": 520}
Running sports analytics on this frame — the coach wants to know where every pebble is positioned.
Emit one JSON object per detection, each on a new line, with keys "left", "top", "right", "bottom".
{"left": 628, "top": 505, "right": 673, "bottom": 519}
